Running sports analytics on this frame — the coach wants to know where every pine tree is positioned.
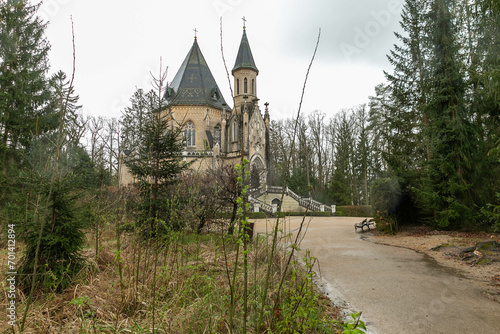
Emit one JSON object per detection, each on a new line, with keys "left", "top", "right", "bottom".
{"left": 368, "top": 83, "right": 392, "bottom": 174}
{"left": 0, "top": 0, "right": 52, "bottom": 154}
{"left": 424, "top": 0, "right": 479, "bottom": 229}
{"left": 120, "top": 88, "right": 155, "bottom": 151}
{"left": 354, "top": 105, "right": 371, "bottom": 205}
{"left": 0, "top": 0, "right": 53, "bottom": 229}
{"left": 0, "top": 1, "right": 94, "bottom": 301}
{"left": 267, "top": 119, "right": 289, "bottom": 186}
{"left": 384, "top": 0, "right": 432, "bottom": 178}
{"left": 382, "top": 0, "right": 453, "bottom": 227}
{"left": 329, "top": 111, "right": 354, "bottom": 205}
{"left": 48, "top": 70, "right": 83, "bottom": 145}
{"left": 19, "top": 179, "right": 86, "bottom": 292}
{"left": 125, "top": 110, "right": 186, "bottom": 235}
{"left": 308, "top": 110, "right": 328, "bottom": 201}
{"left": 459, "top": 0, "right": 500, "bottom": 214}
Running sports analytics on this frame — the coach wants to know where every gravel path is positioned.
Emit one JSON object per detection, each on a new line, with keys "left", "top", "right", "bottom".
{"left": 253, "top": 216, "right": 500, "bottom": 334}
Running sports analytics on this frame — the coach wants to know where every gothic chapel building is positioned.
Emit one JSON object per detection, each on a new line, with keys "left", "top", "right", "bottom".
{"left": 119, "top": 25, "right": 270, "bottom": 188}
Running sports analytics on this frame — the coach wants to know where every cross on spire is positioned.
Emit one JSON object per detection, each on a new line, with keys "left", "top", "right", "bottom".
{"left": 193, "top": 28, "right": 198, "bottom": 39}
{"left": 242, "top": 16, "right": 247, "bottom": 30}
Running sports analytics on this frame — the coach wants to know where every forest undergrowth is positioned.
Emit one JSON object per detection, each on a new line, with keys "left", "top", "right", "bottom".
{"left": 0, "top": 218, "right": 343, "bottom": 333}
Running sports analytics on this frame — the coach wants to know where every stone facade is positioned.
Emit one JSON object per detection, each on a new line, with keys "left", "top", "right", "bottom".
{"left": 119, "top": 28, "right": 270, "bottom": 187}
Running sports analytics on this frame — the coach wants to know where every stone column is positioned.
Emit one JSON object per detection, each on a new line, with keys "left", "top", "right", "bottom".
{"left": 221, "top": 110, "right": 226, "bottom": 154}
{"left": 243, "top": 102, "right": 249, "bottom": 151}
{"left": 254, "top": 203, "right": 260, "bottom": 213}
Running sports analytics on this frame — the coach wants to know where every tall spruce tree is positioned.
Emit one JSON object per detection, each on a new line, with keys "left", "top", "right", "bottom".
{"left": 354, "top": 105, "right": 371, "bottom": 205}
{"left": 329, "top": 111, "right": 354, "bottom": 205}
{"left": 0, "top": 0, "right": 52, "bottom": 155}
{"left": 460, "top": 0, "right": 500, "bottom": 214}
{"left": 1, "top": 0, "right": 53, "bottom": 227}
{"left": 381, "top": 0, "right": 435, "bottom": 225}
{"left": 424, "top": 0, "right": 479, "bottom": 229}
{"left": 0, "top": 1, "right": 92, "bottom": 300}
{"left": 125, "top": 107, "right": 186, "bottom": 235}
{"left": 120, "top": 88, "right": 155, "bottom": 151}
{"left": 385, "top": 0, "right": 431, "bottom": 180}
{"left": 368, "top": 83, "right": 392, "bottom": 174}
{"left": 48, "top": 70, "right": 83, "bottom": 145}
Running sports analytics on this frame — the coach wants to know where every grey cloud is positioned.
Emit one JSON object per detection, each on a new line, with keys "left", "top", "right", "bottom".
{"left": 274, "top": 0, "right": 404, "bottom": 65}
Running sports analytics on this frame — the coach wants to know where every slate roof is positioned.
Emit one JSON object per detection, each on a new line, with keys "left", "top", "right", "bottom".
{"left": 232, "top": 29, "right": 258, "bottom": 74}
{"left": 164, "top": 39, "right": 229, "bottom": 110}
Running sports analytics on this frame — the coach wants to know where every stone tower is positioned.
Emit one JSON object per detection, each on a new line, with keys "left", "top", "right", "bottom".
{"left": 232, "top": 25, "right": 259, "bottom": 112}
{"left": 119, "top": 25, "right": 269, "bottom": 188}
{"left": 228, "top": 24, "right": 268, "bottom": 188}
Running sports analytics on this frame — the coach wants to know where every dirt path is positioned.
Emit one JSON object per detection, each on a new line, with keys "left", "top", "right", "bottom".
{"left": 252, "top": 217, "right": 500, "bottom": 334}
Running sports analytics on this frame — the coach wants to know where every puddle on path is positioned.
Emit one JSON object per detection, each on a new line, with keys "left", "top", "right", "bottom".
{"left": 359, "top": 233, "right": 468, "bottom": 279}
{"left": 356, "top": 232, "right": 375, "bottom": 241}
{"left": 420, "top": 252, "right": 468, "bottom": 278}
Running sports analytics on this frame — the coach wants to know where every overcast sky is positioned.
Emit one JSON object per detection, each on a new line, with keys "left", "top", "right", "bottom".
{"left": 41, "top": 0, "right": 404, "bottom": 121}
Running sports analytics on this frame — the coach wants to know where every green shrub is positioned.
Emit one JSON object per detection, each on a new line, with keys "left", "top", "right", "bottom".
{"left": 334, "top": 206, "right": 372, "bottom": 217}
{"left": 246, "top": 212, "right": 267, "bottom": 219}
{"left": 216, "top": 211, "right": 332, "bottom": 219}
{"left": 370, "top": 178, "right": 401, "bottom": 234}
{"left": 19, "top": 182, "right": 86, "bottom": 293}
{"left": 276, "top": 211, "right": 332, "bottom": 217}
{"left": 215, "top": 211, "right": 267, "bottom": 219}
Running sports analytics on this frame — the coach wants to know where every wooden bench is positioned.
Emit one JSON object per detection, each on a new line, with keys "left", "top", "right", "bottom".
{"left": 354, "top": 218, "right": 376, "bottom": 232}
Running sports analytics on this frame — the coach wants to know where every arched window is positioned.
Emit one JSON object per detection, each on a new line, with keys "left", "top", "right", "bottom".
{"left": 214, "top": 124, "right": 221, "bottom": 146}
{"left": 244, "top": 78, "right": 248, "bottom": 94}
{"left": 271, "top": 198, "right": 281, "bottom": 208}
{"left": 251, "top": 164, "right": 260, "bottom": 189}
{"left": 184, "top": 122, "right": 195, "bottom": 147}
{"left": 233, "top": 120, "right": 238, "bottom": 142}
{"left": 237, "top": 79, "right": 240, "bottom": 95}
{"left": 252, "top": 79, "right": 255, "bottom": 95}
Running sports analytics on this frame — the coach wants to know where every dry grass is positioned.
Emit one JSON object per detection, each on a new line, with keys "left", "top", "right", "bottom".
{"left": 1, "top": 223, "right": 342, "bottom": 333}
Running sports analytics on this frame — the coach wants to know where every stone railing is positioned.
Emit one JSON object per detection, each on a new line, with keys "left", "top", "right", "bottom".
{"left": 299, "top": 198, "right": 321, "bottom": 211}
{"left": 266, "top": 186, "right": 301, "bottom": 203}
{"left": 285, "top": 188, "right": 302, "bottom": 202}
{"left": 248, "top": 185, "right": 266, "bottom": 199}
{"left": 250, "top": 185, "right": 334, "bottom": 214}
{"left": 248, "top": 195, "right": 275, "bottom": 214}
{"left": 302, "top": 198, "right": 333, "bottom": 212}
{"left": 266, "top": 186, "right": 285, "bottom": 194}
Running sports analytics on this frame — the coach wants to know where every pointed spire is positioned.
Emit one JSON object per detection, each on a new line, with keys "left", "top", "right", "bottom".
{"left": 164, "top": 38, "right": 229, "bottom": 110}
{"left": 232, "top": 26, "right": 258, "bottom": 74}
{"left": 264, "top": 102, "right": 270, "bottom": 121}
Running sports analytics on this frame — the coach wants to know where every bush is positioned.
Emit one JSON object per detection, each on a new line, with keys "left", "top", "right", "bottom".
{"left": 19, "top": 182, "right": 86, "bottom": 293}
{"left": 370, "top": 178, "right": 402, "bottom": 234}
{"left": 215, "top": 211, "right": 333, "bottom": 220}
{"left": 334, "top": 206, "right": 372, "bottom": 217}
{"left": 246, "top": 212, "right": 267, "bottom": 219}
{"left": 276, "top": 211, "right": 332, "bottom": 217}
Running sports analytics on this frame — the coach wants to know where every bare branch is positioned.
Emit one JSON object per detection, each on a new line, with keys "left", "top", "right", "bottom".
{"left": 63, "top": 16, "right": 76, "bottom": 116}
{"left": 220, "top": 17, "right": 234, "bottom": 101}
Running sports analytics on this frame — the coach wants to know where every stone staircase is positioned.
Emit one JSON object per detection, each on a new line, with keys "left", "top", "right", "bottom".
{"left": 248, "top": 186, "right": 334, "bottom": 215}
